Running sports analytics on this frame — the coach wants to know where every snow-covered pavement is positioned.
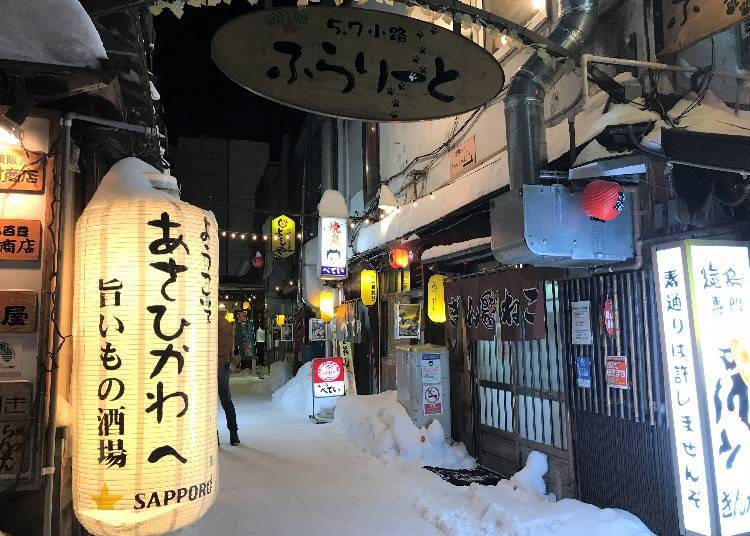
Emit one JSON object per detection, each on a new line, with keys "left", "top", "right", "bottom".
{"left": 178, "top": 374, "right": 443, "bottom": 536}
{"left": 178, "top": 372, "right": 654, "bottom": 536}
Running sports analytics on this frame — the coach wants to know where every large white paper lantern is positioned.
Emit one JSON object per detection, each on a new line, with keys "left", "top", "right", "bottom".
{"left": 72, "top": 158, "right": 218, "bottom": 535}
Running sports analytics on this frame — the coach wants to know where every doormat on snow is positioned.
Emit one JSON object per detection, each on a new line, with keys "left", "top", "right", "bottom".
{"left": 423, "top": 465, "right": 502, "bottom": 487}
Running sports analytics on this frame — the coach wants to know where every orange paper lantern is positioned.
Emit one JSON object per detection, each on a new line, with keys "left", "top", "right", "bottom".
{"left": 582, "top": 180, "right": 625, "bottom": 222}
{"left": 389, "top": 247, "right": 409, "bottom": 269}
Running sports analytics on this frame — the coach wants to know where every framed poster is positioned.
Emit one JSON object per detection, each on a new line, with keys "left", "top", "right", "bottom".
{"left": 309, "top": 318, "right": 326, "bottom": 342}
{"left": 395, "top": 303, "right": 421, "bottom": 339}
{"left": 280, "top": 324, "right": 293, "bottom": 342}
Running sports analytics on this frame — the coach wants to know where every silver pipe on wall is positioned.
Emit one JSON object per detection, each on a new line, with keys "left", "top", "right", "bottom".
{"left": 504, "top": 0, "right": 598, "bottom": 192}
{"left": 320, "top": 117, "right": 335, "bottom": 192}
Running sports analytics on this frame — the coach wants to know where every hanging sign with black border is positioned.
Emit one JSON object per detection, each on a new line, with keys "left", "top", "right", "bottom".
{"left": 212, "top": 6, "right": 504, "bottom": 122}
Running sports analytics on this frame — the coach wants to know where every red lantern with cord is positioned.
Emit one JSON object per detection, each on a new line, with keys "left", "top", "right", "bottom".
{"left": 389, "top": 246, "right": 410, "bottom": 269}
{"left": 252, "top": 251, "right": 265, "bottom": 269}
{"left": 582, "top": 180, "right": 625, "bottom": 222}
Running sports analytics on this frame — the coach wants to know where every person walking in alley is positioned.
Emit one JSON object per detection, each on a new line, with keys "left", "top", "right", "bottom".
{"left": 218, "top": 313, "right": 240, "bottom": 446}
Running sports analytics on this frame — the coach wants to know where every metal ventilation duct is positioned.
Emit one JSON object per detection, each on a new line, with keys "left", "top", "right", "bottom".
{"left": 491, "top": 0, "right": 636, "bottom": 268}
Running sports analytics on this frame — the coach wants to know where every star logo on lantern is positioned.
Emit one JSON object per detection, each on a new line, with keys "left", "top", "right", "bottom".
{"left": 90, "top": 483, "right": 123, "bottom": 510}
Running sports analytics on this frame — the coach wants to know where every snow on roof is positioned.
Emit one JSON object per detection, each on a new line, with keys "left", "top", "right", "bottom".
{"left": 0, "top": 0, "right": 107, "bottom": 68}
{"left": 573, "top": 140, "right": 632, "bottom": 167}
{"left": 354, "top": 154, "right": 508, "bottom": 254}
{"left": 421, "top": 237, "right": 492, "bottom": 262}
{"left": 548, "top": 75, "right": 750, "bottom": 162}
{"left": 149, "top": 80, "right": 161, "bottom": 101}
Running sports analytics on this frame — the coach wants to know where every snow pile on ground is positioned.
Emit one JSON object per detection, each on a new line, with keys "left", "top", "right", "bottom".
{"left": 272, "top": 361, "right": 337, "bottom": 415}
{"left": 0, "top": 0, "right": 107, "bottom": 68}
{"left": 248, "top": 361, "right": 292, "bottom": 395}
{"left": 418, "top": 451, "right": 654, "bottom": 536}
{"left": 334, "top": 391, "right": 473, "bottom": 469}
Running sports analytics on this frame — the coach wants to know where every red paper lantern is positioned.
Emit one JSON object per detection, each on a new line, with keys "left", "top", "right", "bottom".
{"left": 252, "top": 251, "right": 265, "bottom": 269}
{"left": 389, "top": 247, "right": 410, "bottom": 269}
{"left": 582, "top": 180, "right": 625, "bottom": 222}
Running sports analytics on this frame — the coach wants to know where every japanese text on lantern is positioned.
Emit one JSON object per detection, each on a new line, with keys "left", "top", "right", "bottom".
{"left": 687, "top": 244, "right": 750, "bottom": 534}
{"left": 145, "top": 212, "right": 190, "bottom": 467}
{"left": 655, "top": 246, "right": 711, "bottom": 535}
{"left": 97, "top": 274, "right": 128, "bottom": 470}
{"left": 271, "top": 215, "right": 295, "bottom": 259}
{"left": 200, "top": 217, "right": 212, "bottom": 324}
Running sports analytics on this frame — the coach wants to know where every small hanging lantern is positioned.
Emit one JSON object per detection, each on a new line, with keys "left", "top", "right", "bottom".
{"left": 252, "top": 251, "right": 265, "bottom": 269}
{"left": 320, "top": 290, "right": 335, "bottom": 323}
{"left": 582, "top": 180, "right": 625, "bottom": 222}
{"left": 360, "top": 269, "right": 378, "bottom": 307}
{"left": 427, "top": 275, "right": 448, "bottom": 323}
{"left": 275, "top": 314, "right": 286, "bottom": 327}
{"left": 242, "top": 300, "right": 250, "bottom": 310}
{"left": 389, "top": 246, "right": 409, "bottom": 270}
{"left": 225, "top": 311, "right": 235, "bottom": 323}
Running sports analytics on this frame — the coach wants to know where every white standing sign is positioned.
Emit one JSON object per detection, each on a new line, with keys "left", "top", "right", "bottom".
{"left": 571, "top": 300, "right": 593, "bottom": 345}
{"left": 655, "top": 241, "right": 750, "bottom": 536}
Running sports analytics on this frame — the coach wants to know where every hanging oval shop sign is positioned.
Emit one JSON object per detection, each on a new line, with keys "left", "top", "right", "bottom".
{"left": 212, "top": 6, "right": 504, "bottom": 122}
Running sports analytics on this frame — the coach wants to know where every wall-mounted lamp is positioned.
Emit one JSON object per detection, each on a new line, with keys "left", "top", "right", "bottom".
{"left": 0, "top": 97, "right": 34, "bottom": 145}
{"left": 378, "top": 185, "right": 399, "bottom": 215}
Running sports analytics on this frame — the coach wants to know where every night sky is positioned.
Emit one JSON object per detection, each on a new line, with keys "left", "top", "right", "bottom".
{"left": 153, "top": 2, "right": 305, "bottom": 160}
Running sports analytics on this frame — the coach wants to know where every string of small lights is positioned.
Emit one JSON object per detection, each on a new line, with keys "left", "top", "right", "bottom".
{"left": 218, "top": 214, "right": 378, "bottom": 240}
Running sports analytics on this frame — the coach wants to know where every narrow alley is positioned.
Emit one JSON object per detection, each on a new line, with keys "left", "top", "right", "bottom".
{"left": 184, "top": 374, "right": 441, "bottom": 536}
{"left": 177, "top": 371, "right": 655, "bottom": 536}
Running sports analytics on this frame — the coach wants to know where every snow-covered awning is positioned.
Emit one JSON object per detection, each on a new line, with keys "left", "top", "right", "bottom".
{"left": 421, "top": 237, "right": 492, "bottom": 263}
{"left": 546, "top": 74, "right": 750, "bottom": 165}
{"left": 353, "top": 154, "right": 508, "bottom": 255}
{"left": 0, "top": 0, "right": 107, "bottom": 69}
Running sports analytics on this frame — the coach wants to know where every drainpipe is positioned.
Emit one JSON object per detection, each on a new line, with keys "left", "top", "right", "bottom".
{"left": 42, "top": 112, "right": 160, "bottom": 536}
{"left": 591, "top": 185, "right": 644, "bottom": 274}
{"left": 504, "top": 0, "right": 598, "bottom": 193}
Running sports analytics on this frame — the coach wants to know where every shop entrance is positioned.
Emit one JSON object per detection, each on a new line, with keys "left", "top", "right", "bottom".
{"left": 473, "top": 281, "right": 576, "bottom": 498}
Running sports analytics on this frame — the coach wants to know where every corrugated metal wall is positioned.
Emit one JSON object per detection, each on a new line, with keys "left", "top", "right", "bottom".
{"left": 559, "top": 271, "right": 679, "bottom": 536}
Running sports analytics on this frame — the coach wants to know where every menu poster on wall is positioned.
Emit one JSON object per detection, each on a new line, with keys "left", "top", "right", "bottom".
{"left": 421, "top": 353, "right": 442, "bottom": 384}
{"left": 576, "top": 357, "right": 592, "bottom": 388}
{"left": 571, "top": 300, "right": 593, "bottom": 345}
{"left": 605, "top": 355, "right": 628, "bottom": 389}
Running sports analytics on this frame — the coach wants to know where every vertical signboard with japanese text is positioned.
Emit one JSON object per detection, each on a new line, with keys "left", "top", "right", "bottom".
{"left": 655, "top": 241, "right": 750, "bottom": 536}
{"left": 319, "top": 216, "right": 347, "bottom": 280}
{"left": 271, "top": 215, "right": 295, "bottom": 259}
